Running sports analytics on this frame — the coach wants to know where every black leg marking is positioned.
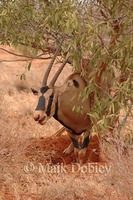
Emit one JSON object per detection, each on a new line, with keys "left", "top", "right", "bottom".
{"left": 70, "top": 137, "right": 79, "bottom": 149}
{"left": 81, "top": 136, "right": 90, "bottom": 149}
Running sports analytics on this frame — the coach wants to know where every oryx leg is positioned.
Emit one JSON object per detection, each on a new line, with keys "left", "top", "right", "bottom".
{"left": 63, "top": 129, "right": 74, "bottom": 155}
{"left": 78, "top": 131, "right": 90, "bottom": 165}
{"left": 67, "top": 131, "right": 80, "bottom": 163}
{"left": 63, "top": 142, "right": 73, "bottom": 155}
{"left": 63, "top": 130, "right": 91, "bottom": 164}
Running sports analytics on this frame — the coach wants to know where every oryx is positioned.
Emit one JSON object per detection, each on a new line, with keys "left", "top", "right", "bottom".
{"left": 32, "top": 40, "right": 93, "bottom": 164}
{"left": 32, "top": 58, "right": 93, "bottom": 165}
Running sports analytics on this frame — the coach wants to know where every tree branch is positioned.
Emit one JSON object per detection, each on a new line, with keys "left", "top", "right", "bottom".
{"left": 0, "top": 47, "right": 36, "bottom": 58}
{"left": 0, "top": 47, "right": 52, "bottom": 62}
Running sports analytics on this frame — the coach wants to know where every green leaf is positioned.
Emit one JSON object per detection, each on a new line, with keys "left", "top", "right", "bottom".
{"left": 27, "top": 62, "right": 31, "bottom": 71}
{"left": 20, "top": 74, "right": 26, "bottom": 80}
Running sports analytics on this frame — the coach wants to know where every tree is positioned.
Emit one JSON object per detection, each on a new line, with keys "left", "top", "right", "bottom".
{"left": 0, "top": 0, "right": 132, "bottom": 135}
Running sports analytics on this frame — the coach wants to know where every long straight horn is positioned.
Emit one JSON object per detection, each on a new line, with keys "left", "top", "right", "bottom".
{"left": 42, "top": 37, "right": 65, "bottom": 86}
{"left": 49, "top": 59, "right": 68, "bottom": 87}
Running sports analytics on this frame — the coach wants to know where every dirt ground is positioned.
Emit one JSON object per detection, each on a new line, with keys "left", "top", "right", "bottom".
{"left": 0, "top": 46, "right": 133, "bottom": 200}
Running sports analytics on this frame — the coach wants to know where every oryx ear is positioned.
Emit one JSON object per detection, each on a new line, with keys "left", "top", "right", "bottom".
{"left": 31, "top": 88, "right": 38, "bottom": 95}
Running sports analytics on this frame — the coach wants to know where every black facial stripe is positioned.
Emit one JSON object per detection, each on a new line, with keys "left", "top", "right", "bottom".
{"left": 40, "top": 86, "right": 49, "bottom": 94}
{"left": 35, "top": 86, "right": 49, "bottom": 111}
{"left": 35, "top": 95, "right": 45, "bottom": 111}
{"left": 46, "top": 92, "right": 54, "bottom": 116}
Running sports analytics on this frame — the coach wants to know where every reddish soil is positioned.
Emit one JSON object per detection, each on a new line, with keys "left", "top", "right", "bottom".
{"left": 25, "top": 134, "right": 100, "bottom": 165}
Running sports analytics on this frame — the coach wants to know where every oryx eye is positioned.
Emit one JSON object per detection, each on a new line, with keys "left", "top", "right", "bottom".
{"left": 73, "top": 79, "right": 79, "bottom": 88}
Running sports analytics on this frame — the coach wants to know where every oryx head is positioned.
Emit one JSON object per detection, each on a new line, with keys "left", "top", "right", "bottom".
{"left": 32, "top": 58, "right": 67, "bottom": 125}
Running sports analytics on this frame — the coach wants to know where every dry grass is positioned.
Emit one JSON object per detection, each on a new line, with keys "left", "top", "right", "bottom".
{"left": 0, "top": 46, "right": 133, "bottom": 200}
{"left": 100, "top": 136, "right": 133, "bottom": 199}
